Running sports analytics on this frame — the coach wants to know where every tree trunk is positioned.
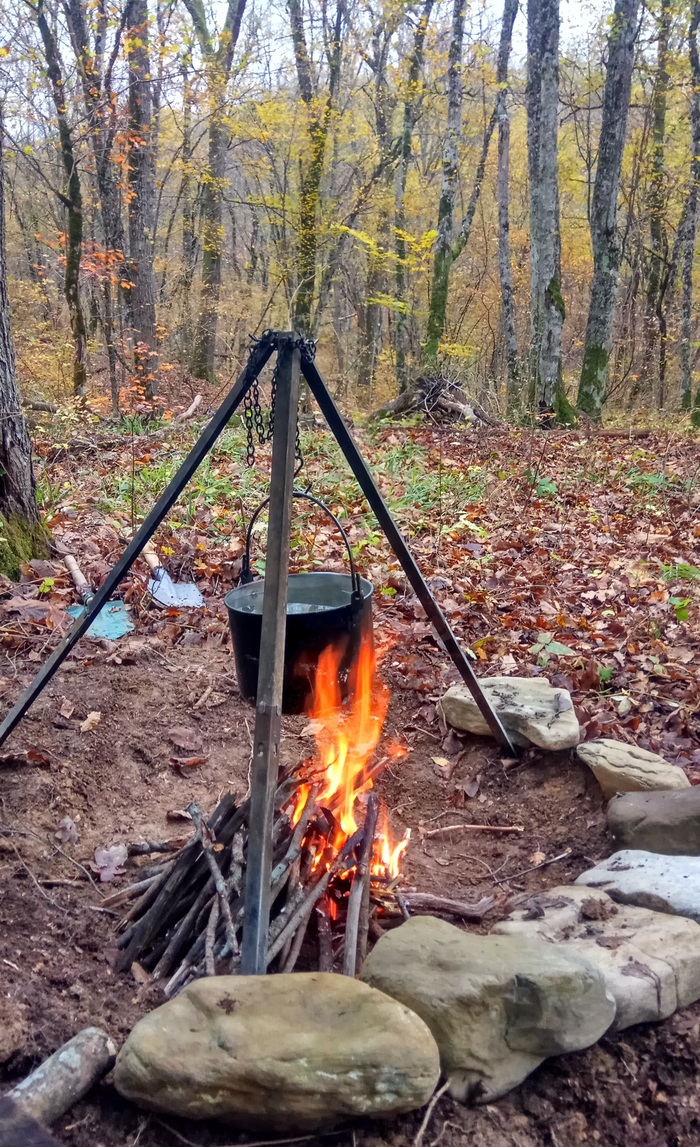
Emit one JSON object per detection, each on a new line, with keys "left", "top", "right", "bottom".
{"left": 357, "top": 27, "right": 394, "bottom": 392}
{"left": 127, "top": 0, "right": 159, "bottom": 399}
{"left": 682, "top": 1, "right": 700, "bottom": 421}
{"left": 633, "top": 0, "right": 671, "bottom": 407}
{"left": 0, "top": 114, "right": 46, "bottom": 578}
{"left": 425, "top": 0, "right": 517, "bottom": 372}
{"left": 393, "top": 0, "right": 434, "bottom": 392}
{"left": 36, "top": 2, "right": 88, "bottom": 398}
{"left": 424, "top": 0, "right": 465, "bottom": 369}
{"left": 182, "top": 0, "right": 248, "bottom": 382}
{"left": 493, "top": 0, "right": 520, "bottom": 413}
{"left": 180, "top": 58, "right": 196, "bottom": 358}
{"left": 577, "top": 0, "right": 639, "bottom": 421}
{"left": 527, "top": 0, "right": 573, "bottom": 422}
{"left": 288, "top": 0, "right": 343, "bottom": 336}
{"left": 191, "top": 89, "right": 226, "bottom": 380}
{"left": 64, "top": 0, "right": 132, "bottom": 408}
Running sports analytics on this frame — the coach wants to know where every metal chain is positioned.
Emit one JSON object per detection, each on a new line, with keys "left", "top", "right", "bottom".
{"left": 268, "top": 357, "right": 278, "bottom": 442}
{"left": 243, "top": 387, "right": 256, "bottom": 467}
{"left": 242, "top": 332, "right": 315, "bottom": 471}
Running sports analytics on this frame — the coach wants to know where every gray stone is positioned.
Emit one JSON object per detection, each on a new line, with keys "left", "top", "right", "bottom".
{"left": 607, "top": 787, "right": 700, "bottom": 855}
{"left": 493, "top": 885, "right": 700, "bottom": 1031}
{"left": 438, "top": 677, "right": 580, "bottom": 750}
{"left": 360, "top": 915, "right": 615, "bottom": 1103}
{"left": 576, "top": 738, "right": 690, "bottom": 801}
{"left": 575, "top": 850, "right": 700, "bottom": 923}
{"left": 113, "top": 973, "right": 440, "bottom": 1131}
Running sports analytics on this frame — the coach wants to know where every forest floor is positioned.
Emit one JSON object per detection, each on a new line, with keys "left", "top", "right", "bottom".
{"left": 1, "top": 410, "right": 699, "bottom": 1147}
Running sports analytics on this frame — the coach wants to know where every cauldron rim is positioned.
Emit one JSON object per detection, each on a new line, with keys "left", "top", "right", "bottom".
{"left": 224, "top": 570, "right": 373, "bottom": 617}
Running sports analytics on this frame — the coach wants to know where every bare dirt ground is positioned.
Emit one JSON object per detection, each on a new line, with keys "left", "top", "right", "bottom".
{"left": 1, "top": 422, "right": 699, "bottom": 1147}
{"left": 1, "top": 639, "right": 699, "bottom": 1147}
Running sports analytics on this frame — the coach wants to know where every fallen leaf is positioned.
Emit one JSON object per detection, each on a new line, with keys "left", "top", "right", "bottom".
{"left": 529, "top": 850, "right": 546, "bottom": 866}
{"left": 166, "top": 808, "right": 193, "bottom": 822}
{"left": 60, "top": 700, "right": 75, "bottom": 719}
{"left": 168, "top": 725, "right": 203, "bottom": 752}
{"left": 55, "top": 816, "right": 79, "bottom": 845}
{"left": 441, "top": 727, "right": 464, "bottom": 756}
{"left": 0, "top": 748, "right": 51, "bottom": 768}
{"left": 131, "top": 961, "right": 150, "bottom": 985}
{"left": 431, "top": 754, "right": 456, "bottom": 781}
{"left": 170, "top": 755, "right": 208, "bottom": 769}
{"left": 81, "top": 711, "right": 102, "bottom": 732}
{"left": 465, "top": 775, "right": 481, "bottom": 798}
{"left": 92, "top": 843, "right": 128, "bottom": 882}
{"left": 29, "top": 559, "right": 57, "bottom": 578}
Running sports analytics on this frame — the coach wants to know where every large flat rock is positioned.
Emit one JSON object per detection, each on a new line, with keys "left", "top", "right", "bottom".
{"left": 438, "top": 677, "right": 580, "bottom": 750}
{"left": 113, "top": 973, "right": 440, "bottom": 1130}
{"left": 360, "top": 915, "right": 614, "bottom": 1103}
{"left": 493, "top": 885, "right": 700, "bottom": 1031}
{"left": 607, "top": 787, "right": 700, "bottom": 855}
{"left": 575, "top": 850, "right": 700, "bottom": 923}
{"left": 576, "top": 738, "right": 690, "bottom": 801}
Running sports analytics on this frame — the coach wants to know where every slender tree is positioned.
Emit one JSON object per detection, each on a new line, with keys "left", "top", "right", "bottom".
{"left": 527, "top": 0, "right": 574, "bottom": 421}
{"left": 356, "top": 9, "right": 400, "bottom": 391}
{"left": 495, "top": 0, "right": 521, "bottom": 412}
{"left": 127, "top": 0, "right": 159, "bottom": 398}
{"left": 0, "top": 110, "right": 46, "bottom": 576}
{"left": 424, "top": 0, "right": 518, "bottom": 369}
{"left": 681, "top": 1, "right": 700, "bottom": 424}
{"left": 577, "top": 0, "right": 639, "bottom": 421}
{"left": 423, "top": 0, "right": 465, "bottom": 369}
{"left": 288, "top": 0, "right": 344, "bottom": 336}
{"left": 33, "top": 0, "right": 88, "bottom": 398}
{"left": 393, "top": 0, "right": 434, "bottom": 392}
{"left": 63, "top": 0, "right": 133, "bottom": 411}
{"left": 631, "top": 0, "right": 672, "bottom": 407}
{"left": 181, "top": 0, "right": 248, "bottom": 381}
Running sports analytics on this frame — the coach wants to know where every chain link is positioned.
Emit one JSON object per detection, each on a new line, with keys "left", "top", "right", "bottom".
{"left": 242, "top": 332, "right": 315, "bottom": 473}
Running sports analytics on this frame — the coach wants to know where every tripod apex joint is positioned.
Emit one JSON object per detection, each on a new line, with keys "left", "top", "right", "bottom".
{"left": 0, "top": 329, "right": 516, "bottom": 973}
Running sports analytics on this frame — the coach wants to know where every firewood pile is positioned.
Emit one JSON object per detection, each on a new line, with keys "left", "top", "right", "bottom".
{"left": 109, "top": 768, "right": 493, "bottom": 995}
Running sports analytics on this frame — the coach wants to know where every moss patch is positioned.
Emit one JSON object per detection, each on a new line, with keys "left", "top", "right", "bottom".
{"left": 546, "top": 276, "right": 566, "bottom": 321}
{"left": 0, "top": 513, "right": 50, "bottom": 580}
{"left": 578, "top": 344, "right": 609, "bottom": 421}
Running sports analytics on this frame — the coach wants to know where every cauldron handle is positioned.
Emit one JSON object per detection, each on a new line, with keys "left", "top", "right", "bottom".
{"left": 240, "top": 491, "right": 364, "bottom": 606}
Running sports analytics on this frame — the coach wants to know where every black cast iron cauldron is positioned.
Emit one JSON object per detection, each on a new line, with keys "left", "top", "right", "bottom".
{"left": 225, "top": 493, "right": 373, "bottom": 714}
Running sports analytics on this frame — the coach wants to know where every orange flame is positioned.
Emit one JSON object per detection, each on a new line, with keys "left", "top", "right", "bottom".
{"left": 311, "top": 636, "right": 389, "bottom": 836}
{"left": 291, "top": 633, "right": 407, "bottom": 880}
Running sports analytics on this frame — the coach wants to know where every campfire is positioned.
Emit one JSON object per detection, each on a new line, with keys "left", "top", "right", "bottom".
{"left": 110, "top": 635, "right": 491, "bottom": 991}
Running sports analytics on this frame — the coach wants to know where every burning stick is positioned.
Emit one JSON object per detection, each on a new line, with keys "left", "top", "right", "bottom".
{"left": 266, "top": 827, "right": 364, "bottom": 967}
{"left": 343, "top": 793, "right": 379, "bottom": 978}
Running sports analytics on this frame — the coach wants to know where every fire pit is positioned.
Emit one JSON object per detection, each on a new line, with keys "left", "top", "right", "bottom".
{"left": 110, "top": 636, "right": 492, "bottom": 991}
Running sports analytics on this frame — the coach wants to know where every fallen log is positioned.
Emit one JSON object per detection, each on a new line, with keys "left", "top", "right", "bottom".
{"left": 401, "top": 891, "right": 494, "bottom": 920}
{"left": 7, "top": 1027, "right": 117, "bottom": 1125}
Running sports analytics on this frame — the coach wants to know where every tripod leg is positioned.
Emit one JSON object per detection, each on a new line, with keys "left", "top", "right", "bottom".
{"left": 241, "top": 337, "right": 302, "bottom": 974}
{"left": 0, "top": 336, "right": 276, "bottom": 747}
{"left": 301, "top": 355, "right": 516, "bottom": 755}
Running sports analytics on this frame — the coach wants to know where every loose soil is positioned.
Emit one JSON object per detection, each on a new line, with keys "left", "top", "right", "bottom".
{"left": 1, "top": 421, "right": 699, "bottom": 1147}
{"left": 1, "top": 640, "right": 698, "bottom": 1147}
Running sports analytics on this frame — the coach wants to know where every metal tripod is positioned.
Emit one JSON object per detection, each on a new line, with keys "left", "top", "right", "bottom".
{"left": 0, "top": 330, "right": 515, "bottom": 973}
